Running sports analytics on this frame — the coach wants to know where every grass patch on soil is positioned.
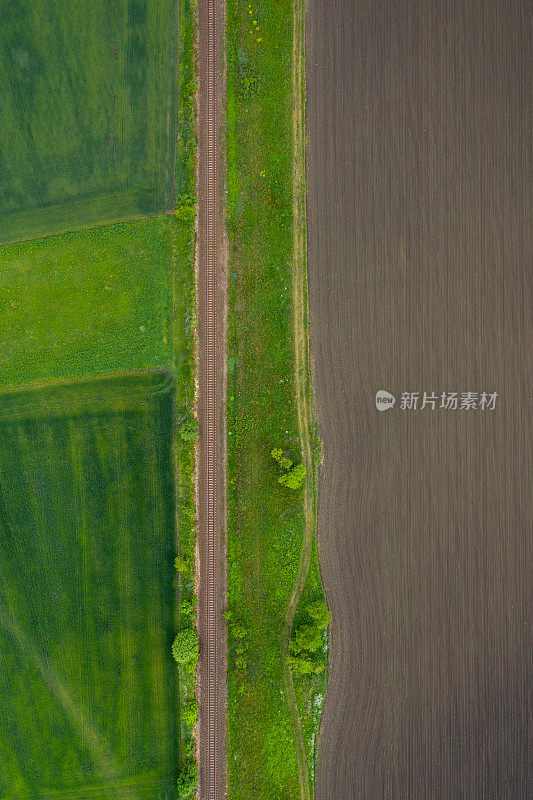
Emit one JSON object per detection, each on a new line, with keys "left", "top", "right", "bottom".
{"left": 0, "top": 373, "right": 179, "bottom": 799}
{"left": 0, "top": 0, "right": 180, "bottom": 244}
{"left": 226, "top": 1, "right": 325, "bottom": 797}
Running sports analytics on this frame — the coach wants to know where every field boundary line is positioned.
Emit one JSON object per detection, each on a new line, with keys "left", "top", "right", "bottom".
{"left": 25, "top": 773, "right": 172, "bottom": 800}
{"left": 0, "top": 367, "right": 174, "bottom": 398}
{"left": 0, "top": 371, "right": 174, "bottom": 422}
{"left": 0, "top": 199, "right": 176, "bottom": 251}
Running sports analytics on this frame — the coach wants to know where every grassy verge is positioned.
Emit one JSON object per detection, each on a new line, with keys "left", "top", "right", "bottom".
{"left": 288, "top": 0, "right": 328, "bottom": 794}
{"left": 171, "top": 1, "right": 199, "bottom": 797}
{"left": 226, "top": 0, "right": 327, "bottom": 797}
{"left": 171, "top": 201, "right": 198, "bottom": 798}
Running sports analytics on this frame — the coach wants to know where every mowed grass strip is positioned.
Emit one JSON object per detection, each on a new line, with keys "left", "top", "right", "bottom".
{"left": 226, "top": 1, "right": 307, "bottom": 797}
{"left": 0, "top": 0, "right": 180, "bottom": 244}
{"left": 0, "top": 217, "right": 177, "bottom": 388}
{"left": 0, "top": 374, "right": 178, "bottom": 799}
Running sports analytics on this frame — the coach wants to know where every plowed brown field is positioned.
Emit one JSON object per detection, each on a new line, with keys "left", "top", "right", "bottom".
{"left": 306, "top": 2, "right": 532, "bottom": 798}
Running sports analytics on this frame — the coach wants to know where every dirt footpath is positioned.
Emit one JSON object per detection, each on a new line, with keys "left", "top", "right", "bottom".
{"left": 306, "top": 1, "right": 532, "bottom": 797}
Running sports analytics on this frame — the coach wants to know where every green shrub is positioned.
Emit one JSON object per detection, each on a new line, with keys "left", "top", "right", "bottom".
{"left": 177, "top": 759, "right": 198, "bottom": 797}
{"left": 174, "top": 555, "right": 189, "bottom": 573}
{"left": 183, "top": 736, "right": 195, "bottom": 759}
{"left": 180, "top": 598, "right": 197, "bottom": 621}
{"left": 230, "top": 622, "right": 248, "bottom": 639}
{"left": 290, "top": 624, "right": 322, "bottom": 654}
{"left": 271, "top": 447, "right": 306, "bottom": 487}
{"left": 180, "top": 419, "right": 199, "bottom": 442}
{"left": 172, "top": 629, "right": 199, "bottom": 668}
{"left": 182, "top": 699, "right": 198, "bottom": 728}
{"left": 278, "top": 463, "right": 306, "bottom": 490}
{"left": 270, "top": 447, "right": 293, "bottom": 471}
{"left": 306, "top": 600, "right": 331, "bottom": 629}
{"left": 175, "top": 203, "right": 195, "bottom": 222}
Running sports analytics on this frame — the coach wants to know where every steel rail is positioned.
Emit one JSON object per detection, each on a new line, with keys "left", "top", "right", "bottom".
{"left": 203, "top": 0, "right": 218, "bottom": 797}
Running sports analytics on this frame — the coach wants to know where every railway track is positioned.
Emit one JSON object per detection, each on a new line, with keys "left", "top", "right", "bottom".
{"left": 199, "top": 0, "right": 222, "bottom": 798}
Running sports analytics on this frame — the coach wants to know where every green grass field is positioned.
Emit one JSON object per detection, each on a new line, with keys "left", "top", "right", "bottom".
{"left": 0, "top": 217, "right": 176, "bottom": 388}
{"left": 0, "top": 0, "right": 179, "bottom": 244}
{"left": 0, "top": 373, "right": 179, "bottom": 799}
{"left": 226, "top": 1, "right": 317, "bottom": 797}
{"left": 0, "top": 205, "right": 197, "bottom": 797}
{"left": 0, "top": 0, "right": 197, "bottom": 795}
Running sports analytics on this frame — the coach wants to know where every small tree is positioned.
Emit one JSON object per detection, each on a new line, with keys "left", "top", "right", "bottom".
{"left": 291, "top": 623, "right": 322, "bottom": 654}
{"left": 172, "top": 629, "right": 199, "bottom": 668}
{"left": 278, "top": 463, "right": 306, "bottom": 490}
{"left": 306, "top": 600, "right": 331, "bottom": 629}
{"left": 288, "top": 655, "right": 315, "bottom": 675}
